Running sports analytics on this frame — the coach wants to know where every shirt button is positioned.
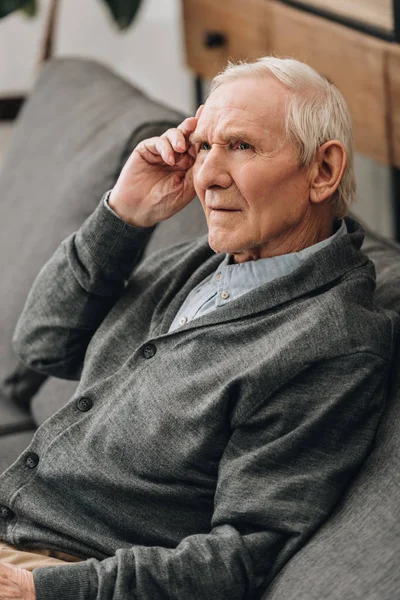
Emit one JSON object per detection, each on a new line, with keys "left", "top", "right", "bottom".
{"left": 179, "top": 316, "right": 188, "bottom": 326}
{"left": 216, "top": 273, "right": 222, "bottom": 281}
{"left": 220, "top": 291, "right": 230, "bottom": 300}
{"left": 142, "top": 343, "right": 157, "bottom": 359}
{"left": 25, "top": 452, "right": 39, "bottom": 469}
{"left": 76, "top": 397, "right": 93, "bottom": 412}
{"left": 0, "top": 506, "right": 15, "bottom": 520}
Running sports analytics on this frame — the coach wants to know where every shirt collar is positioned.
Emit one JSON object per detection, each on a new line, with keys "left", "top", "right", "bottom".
{"left": 209, "top": 219, "right": 348, "bottom": 302}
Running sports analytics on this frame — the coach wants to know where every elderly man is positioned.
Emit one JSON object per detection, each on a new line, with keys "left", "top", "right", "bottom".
{"left": 0, "top": 57, "right": 396, "bottom": 600}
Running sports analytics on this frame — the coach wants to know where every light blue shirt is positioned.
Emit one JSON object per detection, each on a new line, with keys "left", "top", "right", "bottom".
{"left": 169, "top": 219, "right": 347, "bottom": 332}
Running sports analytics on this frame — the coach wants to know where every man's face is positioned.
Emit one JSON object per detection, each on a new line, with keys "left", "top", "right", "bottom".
{"left": 191, "top": 76, "right": 313, "bottom": 262}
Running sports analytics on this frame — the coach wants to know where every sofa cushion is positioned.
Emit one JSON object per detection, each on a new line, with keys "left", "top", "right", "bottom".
{"left": 263, "top": 230, "right": 400, "bottom": 600}
{"left": 0, "top": 430, "right": 35, "bottom": 475}
{"left": 0, "top": 57, "right": 184, "bottom": 427}
{"left": 362, "top": 227, "right": 400, "bottom": 313}
{"left": 30, "top": 377, "right": 78, "bottom": 428}
{"left": 0, "top": 391, "right": 34, "bottom": 436}
{"left": 0, "top": 360, "right": 44, "bottom": 432}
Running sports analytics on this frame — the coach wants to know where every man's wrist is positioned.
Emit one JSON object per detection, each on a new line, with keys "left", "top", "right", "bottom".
{"left": 108, "top": 189, "right": 156, "bottom": 229}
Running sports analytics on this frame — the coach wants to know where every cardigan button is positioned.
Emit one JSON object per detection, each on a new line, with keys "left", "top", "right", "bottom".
{"left": 77, "top": 397, "right": 93, "bottom": 412}
{"left": 25, "top": 453, "right": 39, "bottom": 469}
{"left": 142, "top": 344, "right": 156, "bottom": 359}
{"left": 0, "top": 506, "right": 15, "bottom": 520}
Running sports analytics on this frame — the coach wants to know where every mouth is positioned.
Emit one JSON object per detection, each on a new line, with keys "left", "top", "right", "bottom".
{"left": 208, "top": 207, "right": 241, "bottom": 212}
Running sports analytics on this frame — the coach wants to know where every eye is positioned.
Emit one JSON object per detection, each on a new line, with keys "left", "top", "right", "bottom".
{"left": 234, "top": 141, "right": 252, "bottom": 151}
{"left": 199, "top": 141, "right": 211, "bottom": 151}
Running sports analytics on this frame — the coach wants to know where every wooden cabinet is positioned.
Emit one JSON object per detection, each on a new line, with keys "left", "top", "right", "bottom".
{"left": 388, "top": 45, "right": 400, "bottom": 167}
{"left": 181, "top": 0, "right": 400, "bottom": 169}
{"left": 294, "top": 0, "right": 393, "bottom": 35}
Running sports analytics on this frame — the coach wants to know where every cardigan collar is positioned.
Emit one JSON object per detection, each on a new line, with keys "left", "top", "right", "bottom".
{"left": 158, "top": 216, "right": 374, "bottom": 336}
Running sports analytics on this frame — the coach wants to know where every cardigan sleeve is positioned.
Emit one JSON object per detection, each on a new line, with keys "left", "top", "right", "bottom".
{"left": 12, "top": 191, "right": 155, "bottom": 381}
{"left": 32, "top": 350, "right": 390, "bottom": 600}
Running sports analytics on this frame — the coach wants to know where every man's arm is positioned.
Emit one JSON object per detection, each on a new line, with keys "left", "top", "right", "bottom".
{"left": 31, "top": 351, "right": 390, "bottom": 600}
{"left": 12, "top": 193, "right": 155, "bottom": 381}
{"left": 12, "top": 115, "right": 200, "bottom": 381}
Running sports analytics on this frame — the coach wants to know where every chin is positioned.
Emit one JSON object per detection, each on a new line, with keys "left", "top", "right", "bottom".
{"left": 207, "top": 230, "right": 238, "bottom": 255}
{"left": 207, "top": 232, "right": 224, "bottom": 254}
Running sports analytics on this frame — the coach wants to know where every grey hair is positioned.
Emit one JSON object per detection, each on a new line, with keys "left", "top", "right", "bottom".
{"left": 210, "top": 57, "right": 355, "bottom": 218}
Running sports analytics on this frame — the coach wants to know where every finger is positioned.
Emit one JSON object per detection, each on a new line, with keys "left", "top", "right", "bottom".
{"left": 173, "top": 151, "right": 195, "bottom": 172}
{"left": 195, "top": 104, "right": 204, "bottom": 119}
{"left": 136, "top": 136, "right": 160, "bottom": 155}
{"left": 176, "top": 116, "right": 198, "bottom": 138}
{"left": 135, "top": 147, "right": 164, "bottom": 165}
{"left": 138, "top": 137, "right": 175, "bottom": 165}
{"left": 155, "top": 137, "right": 175, "bottom": 165}
{"left": 135, "top": 143, "right": 166, "bottom": 165}
{"left": 161, "top": 128, "right": 187, "bottom": 153}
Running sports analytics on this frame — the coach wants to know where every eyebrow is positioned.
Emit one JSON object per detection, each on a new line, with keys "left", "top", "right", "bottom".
{"left": 189, "top": 130, "right": 260, "bottom": 145}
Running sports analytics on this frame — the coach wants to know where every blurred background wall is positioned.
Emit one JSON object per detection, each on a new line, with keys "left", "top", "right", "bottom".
{"left": 0, "top": 0, "right": 193, "bottom": 113}
{"left": 0, "top": 0, "right": 394, "bottom": 238}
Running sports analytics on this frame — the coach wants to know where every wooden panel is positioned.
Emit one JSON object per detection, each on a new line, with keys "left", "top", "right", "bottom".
{"left": 182, "top": 0, "right": 391, "bottom": 165}
{"left": 266, "top": 1, "right": 390, "bottom": 164}
{"left": 293, "top": 0, "right": 393, "bottom": 34}
{"left": 387, "top": 46, "right": 400, "bottom": 168}
{"left": 182, "top": 0, "right": 271, "bottom": 78}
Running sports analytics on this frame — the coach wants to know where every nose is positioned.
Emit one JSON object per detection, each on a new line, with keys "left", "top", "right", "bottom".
{"left": 194, "top": 146, "right": 232, "bottom": 191}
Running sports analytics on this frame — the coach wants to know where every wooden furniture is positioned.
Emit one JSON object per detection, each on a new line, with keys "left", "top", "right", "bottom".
{"left": 181, "top": 0, "right": 400, "bottom": 240}
{"left": 289, "top": 0, "right": 393, "bottom": 35}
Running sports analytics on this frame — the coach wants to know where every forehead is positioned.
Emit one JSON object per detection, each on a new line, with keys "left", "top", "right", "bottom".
{"left": 196, "top": 75, "right": 291, "bottom": 140}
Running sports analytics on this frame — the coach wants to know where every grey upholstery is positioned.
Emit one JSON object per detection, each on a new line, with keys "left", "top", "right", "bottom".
{"left": 0, "top": 57, "right": 399, "bottom": 599}
{"left": 0, "top": 57, "right": 184, "bottom": 425}
{"left": 264, "top": 356, "right": 400, "bottom": 600}
{"left": 0, "top": 391, "right": 34, "bottom": 436}
{"left": 263, "top": 229, "right": 400, "bottom": 600}
{"left": 0, "top": 430, "right": 36, "bottom": 475}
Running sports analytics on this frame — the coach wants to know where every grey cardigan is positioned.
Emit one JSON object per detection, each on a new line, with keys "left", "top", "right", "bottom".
{"left": 2, "top": 195, "right": 397, "bottom": 600}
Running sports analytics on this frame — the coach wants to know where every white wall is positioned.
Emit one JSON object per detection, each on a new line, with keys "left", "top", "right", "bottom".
{"left": 0, "top": 0, "right": 193, "bottom": 114}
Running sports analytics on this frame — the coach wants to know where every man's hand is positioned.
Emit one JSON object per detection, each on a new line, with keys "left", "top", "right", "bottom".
{"left": 109, "top": 107, "right": 203, "bottom": 228}
{"left": 0, "top": 563, "right": 35, "bottom": 600}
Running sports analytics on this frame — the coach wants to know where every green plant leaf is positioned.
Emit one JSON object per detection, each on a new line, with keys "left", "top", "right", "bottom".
{"left": 20, "top": 0, "right": 37, "bottom": 17}
{"left": 0, "top": 0, "right": 31, "bottom": 18}
{"left": 100, "top": 0, "right": 143, "bottom": 30}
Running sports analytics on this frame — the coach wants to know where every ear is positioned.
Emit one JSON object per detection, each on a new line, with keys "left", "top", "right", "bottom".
{"left": 309, "top": 140, "right": 347, "bottom": 204}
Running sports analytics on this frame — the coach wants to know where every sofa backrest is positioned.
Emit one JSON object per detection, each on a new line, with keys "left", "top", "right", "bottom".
{"left": 262, "top": 228, "right": 400, "bottom": 600}
{"left": 0, "top": 57, "right": 185, "bottom": 431}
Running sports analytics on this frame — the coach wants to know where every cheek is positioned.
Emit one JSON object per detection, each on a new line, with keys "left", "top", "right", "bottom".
{"left": 233, "top": 167, "right": 269, "bottom": 213}
{"left": 239, "top": 165, "right": 309, "bottom": 214}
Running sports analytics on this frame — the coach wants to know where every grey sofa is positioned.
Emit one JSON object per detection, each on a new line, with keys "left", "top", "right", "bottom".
{"left": 0, "top": 58, "right": 399, "bottom": 599}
